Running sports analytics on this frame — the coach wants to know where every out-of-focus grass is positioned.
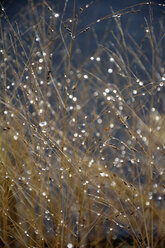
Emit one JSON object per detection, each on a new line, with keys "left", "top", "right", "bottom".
{"left": 0, "top": 1, "right": 165, "bottom": 247}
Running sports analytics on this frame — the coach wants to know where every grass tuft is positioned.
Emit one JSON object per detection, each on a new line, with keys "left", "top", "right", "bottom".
{"left": 0, "top": 1, "right": 165, "bottom": 247}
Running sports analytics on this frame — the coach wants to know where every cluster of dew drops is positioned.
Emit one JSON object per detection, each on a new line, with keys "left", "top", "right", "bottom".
{"left": 1, "top": 3, "right": 165, "bottom": 244}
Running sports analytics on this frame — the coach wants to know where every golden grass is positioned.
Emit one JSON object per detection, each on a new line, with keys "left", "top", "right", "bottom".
{"left": 0, "top": 1, "right": 165, "bottom": 247}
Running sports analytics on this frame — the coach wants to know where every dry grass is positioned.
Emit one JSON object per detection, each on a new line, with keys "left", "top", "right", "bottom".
{"left": 0, "top": 1, "right": 165, "bottom": 247}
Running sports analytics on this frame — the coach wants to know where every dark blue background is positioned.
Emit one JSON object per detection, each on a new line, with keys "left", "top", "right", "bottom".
{"left": 3, "top": 0, "right": 165, "bottom": 21}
